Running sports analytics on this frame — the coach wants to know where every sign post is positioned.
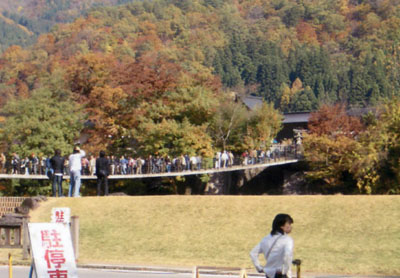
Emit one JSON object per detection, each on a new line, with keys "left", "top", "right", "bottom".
{"left": 8, "top": 253, "right": 12, "bottom": 278}
{"left": 28, "top": 223, "right": 78, "bottom": 278}
{"left": 70, "top": 216, "right": 79, "bottom": 260}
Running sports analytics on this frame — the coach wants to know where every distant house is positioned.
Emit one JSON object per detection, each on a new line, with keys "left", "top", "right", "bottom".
{"left": 278, "top": 112, "right": 310, "bottom": 141}
{"left": 240, "top": 95, "right": 310, "bottom": 141}
{"left": 240, "top": 95, "right": 264, "bottom": 110}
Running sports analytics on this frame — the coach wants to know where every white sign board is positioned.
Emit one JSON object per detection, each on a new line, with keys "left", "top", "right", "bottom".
{"left": 28, "top": 223, "right": 78, "bottom": 278}
{"left": 51, "top": 207, "right": 71, "bottom": 224}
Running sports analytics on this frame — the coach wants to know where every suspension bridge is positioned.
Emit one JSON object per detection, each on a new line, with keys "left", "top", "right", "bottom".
{"left": 0, "top": 157, "right": 300, "bottom": 180}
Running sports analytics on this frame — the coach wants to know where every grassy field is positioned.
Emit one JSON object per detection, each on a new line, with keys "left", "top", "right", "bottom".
{"left": 3, "top": 196, "right": 399, "bottom": 275}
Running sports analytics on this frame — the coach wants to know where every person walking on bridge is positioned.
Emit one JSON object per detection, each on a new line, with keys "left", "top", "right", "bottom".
{"left": 50, "top": 149, "right": 65, "bottom": 197}
{"left": 221, "top": 151, "right": 229, "bottom": 168}
{"left": 68, "top": 146, "right": 86, "bottom": 197}
{"left": 96, "top": 150, "right": 110, "bottom": 196}
{"left": 250, "top": 214, "right": 294, "bottom": 278}
{"left": 11, "top": 153, "right": 20, "bottom": 174}
{"left": 0, "top": 153, "right": 5, "bottom": 173}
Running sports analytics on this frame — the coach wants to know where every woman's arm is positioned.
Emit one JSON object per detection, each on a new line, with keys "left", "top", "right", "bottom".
{"left": 249, "top": 242, "right": 264, "bottom": 273}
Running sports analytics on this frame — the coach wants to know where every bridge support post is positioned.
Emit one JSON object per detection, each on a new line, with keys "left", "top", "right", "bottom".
{"left": 223, "top": 172, "right": 232, "bottom": 194}
{"left": 71, "top": 216, "right": 79, "bottom": 260}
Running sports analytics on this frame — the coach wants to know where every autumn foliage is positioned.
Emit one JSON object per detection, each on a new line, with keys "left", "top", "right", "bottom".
{"left": 1, "top": 0, "right": 400, "bottom": 194}
{"left": 304, "top": 102, "right": 400, "bottom": 194}
{"left": 308, "top": 104, "right": 364, "bottom": 138}
{"left": 0, "top": 1, "right": 284, "bottom": 158}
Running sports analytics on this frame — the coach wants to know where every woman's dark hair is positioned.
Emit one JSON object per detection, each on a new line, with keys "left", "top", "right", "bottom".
{"left": 99, "top": 150, "right": 106, "bottom": 157}
{"left": 54, "top": 149, "right": 61, "bottom": 156}
{"left": 271, "top": 214, "right": 293, "bottom": 235}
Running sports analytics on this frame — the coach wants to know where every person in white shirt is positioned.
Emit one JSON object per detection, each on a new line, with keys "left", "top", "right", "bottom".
{"left": 250, "top": 214, "right": 294, "bottom": 278}
{"left": 221, "top": 151, "right": 229, "bottom": 168}
{"left": 68, "top": 146, "right": 86, "bottom": 197}
{"left": 190, "top": 156, "right": 197, "bottom": 171}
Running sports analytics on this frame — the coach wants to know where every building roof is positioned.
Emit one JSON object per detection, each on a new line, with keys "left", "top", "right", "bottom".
{"left": 240, "top": 95, "right": 374, "bottom": 125}
{"left": 240, "top": 95, "right": 311, "bottom": 124}
{"left": 241, "top": 95, "right": 263, "bottom": 110}
{"left": 283, "top": 112, "right": 311, "bottom": 124}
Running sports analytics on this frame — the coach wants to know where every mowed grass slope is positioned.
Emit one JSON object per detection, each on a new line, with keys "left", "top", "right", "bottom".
{"left": 27, "top": 196, "right": 399, "bottom": 275}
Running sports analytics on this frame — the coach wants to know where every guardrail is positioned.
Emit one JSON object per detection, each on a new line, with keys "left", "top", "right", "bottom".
{"left": 192, "top": 260, "right": 301, "bottom": 278}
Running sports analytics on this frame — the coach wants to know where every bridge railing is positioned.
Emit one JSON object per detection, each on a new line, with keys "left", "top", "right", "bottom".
{"left": 104, "top": 144, "right": 301, "bottom": 175}
{"left": 1, "top": 144, "right": 302, "bottom": 177}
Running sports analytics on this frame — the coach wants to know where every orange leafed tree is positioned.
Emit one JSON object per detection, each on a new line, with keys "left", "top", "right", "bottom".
{"left": 67, "top": 53, "right": 115, "bottom": 101}
{"left": 114, "top": 54, "right": 181, "bottom": 101}
{"left": 70, "top": 53, "right": 185, "bottom": 153}
{"left": 296, "top": 21, "right": 319, "bottom": 45}
{"left": 303, "top": 104, "right": 365, "bottom": 191}
{"left": 308, "top": 104, "right": 364, "bottom": 138}
{"left": 83, "top": 85, "right": 128, "bottom": 153}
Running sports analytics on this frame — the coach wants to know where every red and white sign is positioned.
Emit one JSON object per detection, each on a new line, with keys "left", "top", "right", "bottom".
{"left": 28, "top": 223, "right": 78, "bottom": 278}
{"left": 51, "top": 208, "right": 71, "bottom": 224}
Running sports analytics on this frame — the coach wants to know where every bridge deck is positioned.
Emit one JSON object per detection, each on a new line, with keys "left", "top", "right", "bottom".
{"left": 0, "top": 159, "right": 298, "bottom": 180}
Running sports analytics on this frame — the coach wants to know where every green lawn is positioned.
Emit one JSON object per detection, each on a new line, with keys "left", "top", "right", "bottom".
{"left": 4, "top": 196, "right": 399, "bottom": 275}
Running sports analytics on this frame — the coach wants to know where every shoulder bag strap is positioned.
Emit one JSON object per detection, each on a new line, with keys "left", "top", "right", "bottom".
{"left": 266, "top": 235, "right": 283, "bottom": 261}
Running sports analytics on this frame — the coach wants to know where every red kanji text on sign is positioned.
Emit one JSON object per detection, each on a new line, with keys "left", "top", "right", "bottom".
{"left": 48, "top": 269, "right": 68, "bottom": 278}
{"left": 44, "top": 249, "right": 66, "bottom": 269}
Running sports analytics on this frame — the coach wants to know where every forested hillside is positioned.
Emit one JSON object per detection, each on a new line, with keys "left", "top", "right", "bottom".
{"left": 0, "top": 0, "right": 133, "bottom": 52}
{"left": 212, "top": 0, "right": 400, "bottom": 110}
{"left": 2, "top": 0, "right": 399, "bottom": 109}
{"left": 1, "top": 0, "right": 400, "bottom": 160}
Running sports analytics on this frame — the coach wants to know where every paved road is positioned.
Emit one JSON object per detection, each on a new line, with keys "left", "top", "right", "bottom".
{"left": 0, "top": 266, "right": 240, "bottom": 278}
{"left": 2, "top": 266, "right": 399, "bottom": 278}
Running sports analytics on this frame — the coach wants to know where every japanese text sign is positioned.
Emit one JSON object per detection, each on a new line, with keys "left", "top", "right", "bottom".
{"left": 28, "top": 223, "right": 78, "bottom": 278}
{"left": 51, "top": 208, "right": 71, "bottom": 224}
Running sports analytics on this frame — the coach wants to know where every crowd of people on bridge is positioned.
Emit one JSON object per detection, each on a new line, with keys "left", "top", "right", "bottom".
{"left": 0, "top": 145, "right": 292, "bottom": 177}
{"left": 0, "top": 144, "right": 297, "bottom": 197}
